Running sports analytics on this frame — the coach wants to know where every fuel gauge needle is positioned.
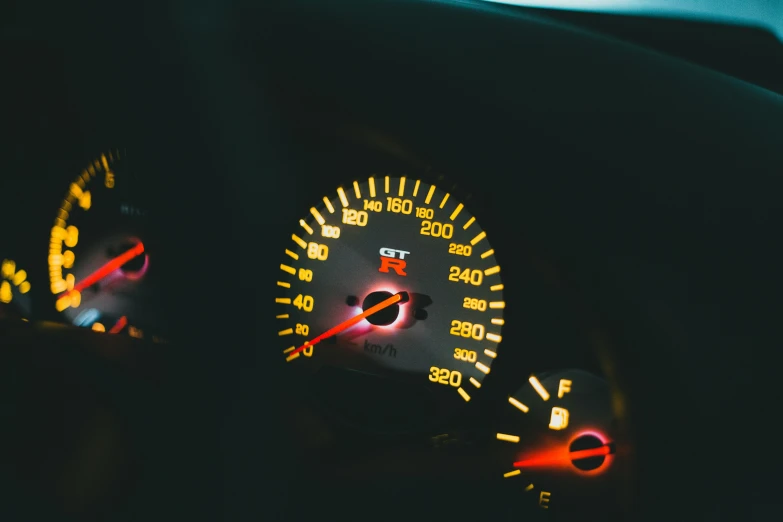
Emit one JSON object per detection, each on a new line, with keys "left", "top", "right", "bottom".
{"left": 60, "top": 242, "right": 145, "bottom": 299}
{"left": 287, "top": 291, "right": 409, "bottom": 358}
{"left": 513, "top": 442, "right": 615, "bottom": 469}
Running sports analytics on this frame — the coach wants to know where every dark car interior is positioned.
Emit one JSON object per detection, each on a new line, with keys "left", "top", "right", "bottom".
{"left": 2, "top": 1, "right": 782, "bottom": 520}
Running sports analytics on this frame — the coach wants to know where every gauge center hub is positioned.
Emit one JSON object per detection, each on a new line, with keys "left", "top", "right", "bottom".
{"left": 362, "top": 291, "right": 400, "bottom": 326}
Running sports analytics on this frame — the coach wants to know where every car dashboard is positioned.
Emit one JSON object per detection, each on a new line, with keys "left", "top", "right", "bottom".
{"left": 2, "top": 1, "right": 783, "bottom": 521}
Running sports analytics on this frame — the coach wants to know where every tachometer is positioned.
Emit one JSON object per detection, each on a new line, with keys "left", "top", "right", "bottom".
{"left": 277, "top": 175, "right": 504, "bottom": 430}
{"left": 47, "top": 150, "right": 165, "bottom": 340}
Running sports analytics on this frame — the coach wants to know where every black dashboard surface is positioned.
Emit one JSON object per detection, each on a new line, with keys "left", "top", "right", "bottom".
{"left": 2, "top": 1, "right": 783, "bottom": 521}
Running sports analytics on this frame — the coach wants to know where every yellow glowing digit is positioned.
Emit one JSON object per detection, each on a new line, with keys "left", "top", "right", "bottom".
{"left": 385, "top": 197, "right": 413, "bottom": 214}
{"left": 341, "top": 208, "right": 369, "bottom": 226}
{"left": 1, "top": 259, "right": 15, "bottom": 278}
{"left": 429, "top": 366, "right": 462, "bottom": 387}
{"left": 64, "top": 226, "right": 79, "bottom": 248}
{"left": 307, "top": 242, "right": 329, "bottom": 261}
{"left": 462, "top": 297, "right": 487, "bottom": 311}
{"left": 298, "top": 268, "right": 313, "bottom": 282}
{"left": 11, "top": 270, "right": 26, "bottom": 286}
{"left": 450, "top": 320, "right": 485, "bottom": 340}
{"left": 79, "top": 190, "right": 92, "bottom": 210}
{"left": 448, "top": 243, "right": 473, "bottom": 257}
{"left": 295, "top": 323, "right": 310, "bottom": 336}
{"left": 453, "top": 348, "right": 478, "bottom": 363}
{"left": 292, "top": 294, "right": 314, "bottom": 312}
{"left": 105, "top": 171, "right": 115, "bottom": 188}
{"left": 321, "top": 225, "right": 341, "bottom": 238}
{"left": 0, "top": 281, "right": 11, "bottom": 304}
{"left": 448, "top": 267, "right": 483, "bottom": 286}
{"left": 420, "top": 220, "right": 454, "bottom": 239}
{"left": 415, "top": 207, "right": 434, "bottom": 219}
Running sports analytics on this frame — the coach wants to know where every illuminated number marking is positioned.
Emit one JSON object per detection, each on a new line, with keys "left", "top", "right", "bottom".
{"left": 462, "top": 297, "right": 487, "bottom": 311}
{"left": 321, "top": 225, "right": 341, "bottom": 238}
{"left": 307, "top": 242, "right": 329, "bottom": 260}
{"left": 65, "top": 226, "right": 79, "bottom": 248}
{"left": 453, "top": 348, "right": 478, "bottom": 363}
{"left": 295, "top": 323, "right": 310, "bottom": 336}
{"left": 420, "top": 220, "right": 454, "bottom": 239}
{"left": 105, "top": 171, "right": 115, "bottom": 188}
{"left": 342, "top": 208, "right": 369, "bottom": 226}
{"left": 450, "top": 320, "right": 485, "bottom": 340}
{"left": 363, "top": 200, "right": 382, "bottom": 212}
{"left": 303, "top": 345, "right": 314, "bottom": 357}
{"left": 293, "top": 294, "right": 314, "bottom": 312}
{"left": 448, "top": 243, "right": 473, "bottom": 256}
{"left": 415, "top": 207, "right": 434, "bottom": 219}
{"left": 298, "top": 269, "right": 313, "bottom": 282}
{"left": 385, "top": 197, "right": 413, "bottom": 214}
{"left": 429, "top": 366, "right": 462, "bottom": 387}
{"left": 449, "top": 267, "right": 483, "bottom": 286}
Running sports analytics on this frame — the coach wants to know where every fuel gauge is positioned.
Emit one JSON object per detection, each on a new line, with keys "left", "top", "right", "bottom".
{"left": 495, "top": 369, "right": 621, "bottom": 520}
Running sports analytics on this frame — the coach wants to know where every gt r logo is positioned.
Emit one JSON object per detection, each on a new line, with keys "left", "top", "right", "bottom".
{"left": 379, "top": 247, "right": 410, "bottom": 276}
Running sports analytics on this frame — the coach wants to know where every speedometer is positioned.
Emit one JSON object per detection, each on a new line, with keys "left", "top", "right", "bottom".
{"left": 276, "top": 175, "right": 505, "bottom": 431}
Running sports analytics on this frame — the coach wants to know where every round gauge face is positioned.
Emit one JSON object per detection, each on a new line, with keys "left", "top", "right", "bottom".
{"left": 47, "top": 150, "right": 165, "bottom": 340}
{"left": 277, "top": 175, "right": 505, "bottom": 430}
{"left": 495, "top": 370, "right": 620, "bottom": 520}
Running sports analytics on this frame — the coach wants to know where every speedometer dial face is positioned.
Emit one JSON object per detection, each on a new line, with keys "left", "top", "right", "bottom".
{"left": 277, "top": 175, "right": 504, "bottom": 429}
{"left": 47, "top": 150, "right": 165, "bottom": 340}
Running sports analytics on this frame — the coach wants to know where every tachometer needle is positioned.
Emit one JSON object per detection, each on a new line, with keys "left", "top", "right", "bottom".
{"left": 61, "top": 242, "right": 145, "bottom": 298}
{"left": 288, "top": 291, "right": 409, "bottom": 356}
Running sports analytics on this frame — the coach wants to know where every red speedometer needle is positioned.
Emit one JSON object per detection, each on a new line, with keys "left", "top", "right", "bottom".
{"left": 513, "top": 443, "right": 615, "bottom": 468}
{"left": 61, "top": 242, "right": 145, "bottom": 298}
{"left": 288, "top": 291, "right": 409, "bottom": 356}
